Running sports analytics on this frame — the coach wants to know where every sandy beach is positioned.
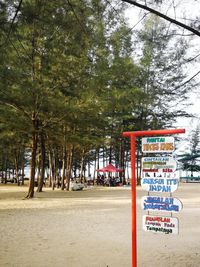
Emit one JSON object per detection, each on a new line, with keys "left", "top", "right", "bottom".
{"left": 0, "top": 183, "right": 200, "bottom": 267}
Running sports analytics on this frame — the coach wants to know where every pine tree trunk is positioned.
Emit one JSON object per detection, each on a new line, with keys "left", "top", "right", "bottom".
{"left": 120, "top": 138, "right": 126, "bottom": 184}
{"left": 93, "top": 150, "right": 97, "bottom": 182}
{"left": 2, "top": 155, "right": 6, "bottom": 184}
{"left": 109, "top": 146, "right": 112, "bottom": 164}
{"left": 125, "top": 150, "right": 130, "bottom": 180}
{"left": 136, "top": 148, "right": 142, "bottom": 186}
{"left": 48, "top": 151, "right": 52, "bottom": 187}
{"left": 102, "top": 147, "right": 105, "bottom": 167}
{"left": 26, "top": 118, "right": 38, "bottom": 199}
{"left": 61, "top": 144, "right": 66, "bottom": 190}
{"left": 80, "top": 149, "right": 85, "bottom": 183}
{"left": 36, "top": 153, "right": 41, "bottom": 186}
{"left": 66, "top": 146, "right": 73, "bottom": 191}
{"left": 49, "top": 149, "right": 55, "bottom": 190}
{"left": 21, "top": 150, "right": 25, "bottom": 185}
{"left": 37, "top": 131, "right": 45, "bottom": 192}
{"left": 4, "top": 155, "right": 8, "bottom": 184}
{"left": 97, "top": 148, "right": 100, "bottom": 170}
{"left": 88, "top": 162, "right": 90, "bottom": 177}
{"left": 14, "top": 156, "right": 20, "bottom": 186}
{"left": 8, "top": 162, "right": 11, "bottom": 180}
{"left": 12, "top": 168, "right": 15, "bottom": 182}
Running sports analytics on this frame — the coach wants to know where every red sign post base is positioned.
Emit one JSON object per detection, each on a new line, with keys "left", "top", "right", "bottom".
{"left": 122, "top": 129, "right": 185, "bottom": 267}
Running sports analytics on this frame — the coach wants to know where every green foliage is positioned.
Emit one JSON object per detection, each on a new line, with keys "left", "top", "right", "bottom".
{"left": 0, "top": 1, "right": 194, "bottom": 184}
{"left": 178, "top": 126, "right": 200, "bottom": 174}
{"left": 135, "top": 14, "right": 192, "bottom": 129}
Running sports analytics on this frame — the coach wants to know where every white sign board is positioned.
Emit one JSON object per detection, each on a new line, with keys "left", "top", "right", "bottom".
{"left": 142, "top": 136, "right": 175, "bottom": 153}
{"left": 142, "top": 172, "right": 179, "bottom": 179}
{"left": 141, "top": 178, "right": 178, "bottom": 193}
{"left": 141, "top": 196, "right": 183, "bottom": 213}
{"left": 143, "top": 215, "right": 179, "bottom": 234}
{"left": 142, "top": 157, "right": 177, "bottom": 173}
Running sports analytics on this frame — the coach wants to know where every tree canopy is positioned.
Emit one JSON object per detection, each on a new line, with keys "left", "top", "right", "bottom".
{"left": 0, "top": 0, "right": 198, "bottom": 197}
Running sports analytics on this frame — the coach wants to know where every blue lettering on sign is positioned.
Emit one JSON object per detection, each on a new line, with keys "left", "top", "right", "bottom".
{"left": 143, "top": 178, "right": 164, "bottom": 185}
{"left": 167, "top": 179, "right": 177, "bottom": 185}
{"left": 145, "top": 197, "right": 174, "bottom": 205}
{"left": 149, "top": 185, "right": 171, "bottom": 192}
{"left": 143, "top": 203, "right": 179, "bottom": 212}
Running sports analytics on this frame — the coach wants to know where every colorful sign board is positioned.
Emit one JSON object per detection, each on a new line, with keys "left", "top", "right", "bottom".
{"left": 141, "top": 178, "right": 178, "bottom": 193}
{"left": 143, "top": 215, "right": 179, "bottom": 234}
{"left": 142, "top": 157, "right": 177, "bottom": 173}
{"left": 142, "top": 136, "right": 175, "bottom": 153}
{"left": 141, "top": 196, "right": 183, "bottom": 213}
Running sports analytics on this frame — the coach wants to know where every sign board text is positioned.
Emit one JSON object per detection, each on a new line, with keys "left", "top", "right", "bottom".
{"left": 141, "top": 178, "right": 178, "bottom": 193}
{"left": 142, "top": 157, "right": 177, "bottom": 173}
{"left": 142, "top": 137, "right": 175, "bottom": 153}
{"left": 141, "top": 196, "right": 183, "bottom": 213}
{"left": 143, "top": 215, "right": 179, "bottom": 234}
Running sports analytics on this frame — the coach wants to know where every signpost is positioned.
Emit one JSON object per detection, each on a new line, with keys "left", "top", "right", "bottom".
{"left": 122, "top": 128, "right": 185, "bottom": 267}
{"left": 143, "top": 215, "right": 179, "bottom": 235}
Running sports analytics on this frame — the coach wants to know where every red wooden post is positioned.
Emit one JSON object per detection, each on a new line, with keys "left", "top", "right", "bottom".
{"left": 122, "top": 128, "right": 185, "bottom": 267}
{"left": 130, "top": 135, "right": 137, "bottom": 267}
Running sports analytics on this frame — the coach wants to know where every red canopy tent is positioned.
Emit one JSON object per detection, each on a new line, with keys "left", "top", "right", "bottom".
{"left": 96, "top": 163, "right": 123, "bottom": 172}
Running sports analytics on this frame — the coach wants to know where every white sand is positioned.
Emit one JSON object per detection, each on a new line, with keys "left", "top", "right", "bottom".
{"left": 0, "top": 183, "right": 199, "bottom": 267}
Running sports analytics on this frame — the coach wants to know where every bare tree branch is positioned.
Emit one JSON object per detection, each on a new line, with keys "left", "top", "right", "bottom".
{"left": 174, "top": 70, "right": 200, "bottom": 91}
{"left": 0, "top": 100, "right": 31, "bottom": 121}
{"left": 0, "top": 0, "right": 23, "bottom": 47}
{"left": 66, "top": 0, "right": 88, "bottom": 35}
{"left": 8, "top": 0, "right": 23, "bottom": 35}
{"left": 122, "top": 0, "right": 200, "bottom": 37}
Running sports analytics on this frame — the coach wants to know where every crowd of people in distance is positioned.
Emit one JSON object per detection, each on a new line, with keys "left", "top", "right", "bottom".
{"left": 96, "top": 174, "right": 130, "bottom": 187}
{"left": 60, "top": 174, "right": 131, "bottom": 188}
